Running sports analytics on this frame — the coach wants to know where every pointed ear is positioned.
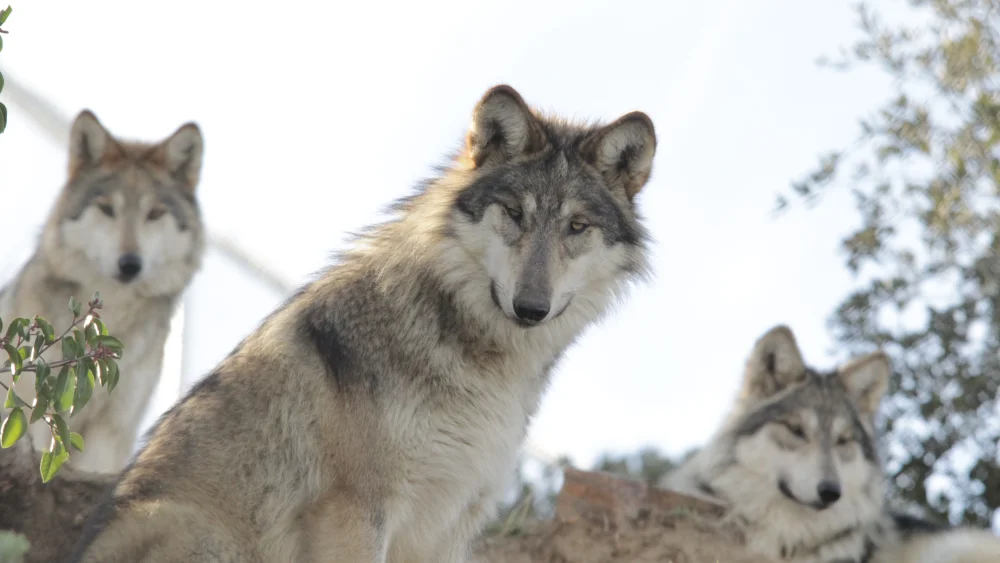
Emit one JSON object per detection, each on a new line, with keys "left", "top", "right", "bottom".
{"left": 741, "top": 325, "right": 807, "bottom": 400}
{"left": 465, "top": 85, "right": 547, "bottom": 168}
{"left": 838, "top": 352, "right": 891, "bottom": 414}
{"left": 69, "top": 110, "right": 115, "bottom": 174}
{"left": 581, "top": 111, "right": 656, "bottom": 200}
{"left": 160, "top": 122, "right": 204, "bottom": 192}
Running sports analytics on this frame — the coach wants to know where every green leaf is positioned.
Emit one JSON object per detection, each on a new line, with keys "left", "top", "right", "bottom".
{"left": 72, "top": 360, "right": 95, "bottom": 415}
{"left": 4, "top": 318, "right": 24, "bottom": 342}
{"left": 40, "top": 449, "right": 69, "bottom": 483}
{"left": 69, "top": 297, "right": 79, "bottom": 317}
{"left": 34, "top": 358, "right": 51, "bottom": 393}
{"left": 92, "top": 335, "right": 125, "bottom": 353}
{"left": 92, "top": 318, "right": 109, "bottom": 337}
{"left": 85, "top": 321, "right": 99, "bottom": 344}
{"left": 35, "top": 317, "right": 55, "bottom": 344}
{"left": 0, "top": 70, "right": 4, "bottom": 95}
{"left": 104, "top": 359, "right": 120, "bottom": 392}
{"left": 4, "top": 387, "right": 26, "bottom": 409}
{"left": 0, "top": 101, "right": 6, "bottom": 134}
{"left": 29, "top": 393, "right": 49, "bottom": 423}
{"left": 61, "top": 335, "right": 79, "bottom": 361}
{"left": 32, "top": 333, "right": 44, "bottom": 360}
{"left": 0, "top": 408, "right": 26, "bottom": 448}
{"left": 0, "top": 316, "right": 4, "bottom": 336}
{"left": 69, "top": 432, "right": 84, "bottom": 452}
{"left": 4, "top": 342, "right": 21, "bottom": 377}
{"left": 52, "top": 413, "right": 71, "bottom": 449}
{"left": 0, "top": 36, "right": 4, "bottom": 56}
{"left": 73, "top": 329, "right": 86, "bottom": 354}
{"left": 53, "top": 366, "right": 75, "bottom": 413}
{"left": 0, "top": 6, "right": 12, "bottom": 26}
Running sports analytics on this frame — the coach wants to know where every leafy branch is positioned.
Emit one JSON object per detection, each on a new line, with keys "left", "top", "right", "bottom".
{"left": 0, "top": 5, "right": 12, "bottom": 135}
{"left": 0, "top": 292, "right": 125, "bottom": 482}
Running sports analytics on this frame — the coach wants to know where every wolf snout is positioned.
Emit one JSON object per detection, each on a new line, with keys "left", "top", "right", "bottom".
{"left": 117, "top": 253, "right": 143, "bottom": 282}
{"left": 512, "top": 292, "right": 550, "bottom": 324}
{"left": 816, "top": 480, "right": 842, "bottom": 508}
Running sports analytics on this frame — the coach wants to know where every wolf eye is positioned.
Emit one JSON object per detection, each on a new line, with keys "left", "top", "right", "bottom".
{"left": 836, "top": 434, "right": 853, "bottom": 446}
{"left": 96, "top": 200, "right": 115, "bottom": 218}
{"left": 504, "top": 206, "right": 523, "bottom": 222}
{"left": 569, "top": 221, "right": 589, "bottom": 234}
{"left": 147, "top": 206, "right": 167, "bottom": 221}
{"left": 782, "top": 421, "right": 807, "bottom": 439}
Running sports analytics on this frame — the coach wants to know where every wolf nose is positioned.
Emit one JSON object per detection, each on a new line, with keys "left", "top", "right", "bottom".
{"left": 816, "top": 481, "right": 841, "bottom": 507}
{"left": 513, "top": 295, "right": 550, "bottom": 323}
{"left": 117, "top": 253, "right": 143, "bottom": 282}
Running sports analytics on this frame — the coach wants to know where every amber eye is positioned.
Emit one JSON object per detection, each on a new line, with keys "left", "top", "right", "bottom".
{"left": 96, "top": 199, "right": 115, "bottom": 218}
{"left": 782, "top": 421, "right": 807, "bottom": 439}
{"left": 569, "top": 221, "right": 589, "bottom": 234}
{"left": 147, "top": 206, "right": 167, "bottom": 221}
{"left": 505, "top": 206, "right": 523, "bottom": 222}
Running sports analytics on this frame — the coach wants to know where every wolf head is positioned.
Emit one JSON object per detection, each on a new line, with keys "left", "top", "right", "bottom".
{"left": 724, "top": 325, "right": 890, "bottom": 516}
{"left": 40, "top": 110, "right": 206, "bottom": 299}
{"left": 446, "top": 85, "right": 656, "bottom": 328}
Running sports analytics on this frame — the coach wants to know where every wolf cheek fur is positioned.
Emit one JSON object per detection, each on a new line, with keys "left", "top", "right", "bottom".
{"left": 0, "top": 110, "right": 206, "bottom": 475}
{"left": 67, "top": 84, "right": 658, "bottom": 563}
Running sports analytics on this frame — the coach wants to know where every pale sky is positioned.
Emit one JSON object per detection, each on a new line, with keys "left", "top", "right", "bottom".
{"left": 0, "top": 0, "right": 892, "bottom": 470}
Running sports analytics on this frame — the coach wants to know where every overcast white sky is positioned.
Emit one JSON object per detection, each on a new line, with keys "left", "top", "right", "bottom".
{"left": 0, "top": 0, "right": 893, "bottom": 469}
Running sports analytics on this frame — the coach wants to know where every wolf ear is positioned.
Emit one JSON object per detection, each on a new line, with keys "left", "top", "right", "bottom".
{"left": 741, "top": 325, "right": 807, "bottom": 400}
{"left": 581, "top": 112, "right": 657, "bottom": 201}
{"left": 466, "top": 85, "right": 547, "bottom": 168}
{"left": 160, "top": 122, "right": 204, "bottom": 192}
{"left": 69, "top": 110, "right": 115, "bottom": 174}
{"left": 838, "top": 352, "right": 890, "bottom": 414}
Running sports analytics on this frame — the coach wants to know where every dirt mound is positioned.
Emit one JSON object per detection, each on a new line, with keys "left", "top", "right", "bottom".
{"left": 0, "top": 443, "right": 767, "bottom": 563}
{"left": 474, "top": 468, "right": 770, "bottom": 563}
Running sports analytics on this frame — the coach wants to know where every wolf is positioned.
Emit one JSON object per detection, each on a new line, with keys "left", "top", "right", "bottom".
{"left": 66, "top": 84, "right": 658, "bottom": 563}
{"left": 0, "top": 110, "right": 205, "bottom": 475}
{"left": 660, "top": 325, "right": 1000, "bottom": 563}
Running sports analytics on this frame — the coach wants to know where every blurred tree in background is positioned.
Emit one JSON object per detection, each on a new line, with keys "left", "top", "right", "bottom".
{"left": 779, "top": 0, "right": 1000, "bottom": 527}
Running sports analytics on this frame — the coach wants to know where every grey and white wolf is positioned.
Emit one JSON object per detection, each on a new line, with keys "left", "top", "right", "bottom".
{"left": 660, "top": 325, "right": 1000, "bottom": 563}
{"left": 67, "top": 84, "right": 658, "bottom": 563}
{"left": 0, "top": 110, "right": 205, "bottom": 474}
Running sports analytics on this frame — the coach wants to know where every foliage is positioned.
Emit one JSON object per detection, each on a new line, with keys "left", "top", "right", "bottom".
{"left": 0, "top": 293, "right": 124, "bottom": 483}
{"left": 0, "top": 5, "right": 11, "bottom": 134}
{"left": 0, "top": 531, "right": 28, "bottom": 563}
{"left": 780, "top": 0, "right": 1000, "bottom": 527}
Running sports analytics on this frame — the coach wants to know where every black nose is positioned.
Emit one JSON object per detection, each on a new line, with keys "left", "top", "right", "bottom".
{"left": 512, "top": 295, "right": 550, "bottom": 324}
{"left": 117, "top": 253, "right": 143, "bottom": 282}
{"left": 817, "top": 481, "right": 842, "bottom": 507}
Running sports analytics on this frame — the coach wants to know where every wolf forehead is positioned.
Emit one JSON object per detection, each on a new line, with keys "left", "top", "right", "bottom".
{"left": 62, "top": 170, "right": 198, "bottom": 227}
{"left": 454, "top": 138, "right": 643, "bottom": 245}
{"left": 736, "top": 370, "right": 875, "bottom": 437}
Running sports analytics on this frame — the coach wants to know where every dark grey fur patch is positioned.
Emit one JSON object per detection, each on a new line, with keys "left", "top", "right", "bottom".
{"left": 301, "top": 300, "right": 360, "bottom": 393}
{"left": 62, "top": 165, "right": 199, "bottom": 231}
{"left": 733, "top": 368, "right": 879, "bottom": 462}
{"left": 453, "top": 143, "right": 643, "bottom": 248}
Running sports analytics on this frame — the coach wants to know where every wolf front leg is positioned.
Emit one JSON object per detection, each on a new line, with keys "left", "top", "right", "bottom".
{"left": 429, "top": 490, "right": 501, "bottom": 563}
{"left": 301, "top": 494, "right": 390, "bottom": 563}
